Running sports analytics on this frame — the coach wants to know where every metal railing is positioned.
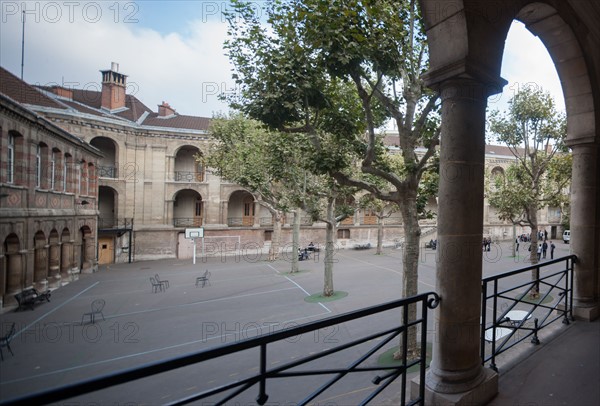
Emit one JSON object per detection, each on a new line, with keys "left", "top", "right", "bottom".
{"left": 174, "top": 171, "right": 205, "bottom": 182}
{"left": 173, "top": 217, "right": 202, "bottom": 227}
{"left": 4, "top": 292, "right": 440, "bottom": 406}
{"left": 98, "top": 217, "right": 133, "bottom": 230}
{"left": 97, "top": 165, "right": 117, "bottom": 178}
{"left": 481, "top": 255, "right": 575, "bottom": 371}
{"left": 259, "top": 216, "right": 273, "bottom": 226}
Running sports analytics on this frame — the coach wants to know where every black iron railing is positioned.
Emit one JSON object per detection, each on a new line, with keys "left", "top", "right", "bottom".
{"left": 481, "top": 255, "right": 575, "bottom": 371}
{"left": 3, "top": 292, "right": 440, "bottom": 406}
{"left": 259, "top": 216, "right": 273, "bottom": 226}
{"left": 173, "top": 217, "right": 202, "bottom": 227}
{"left": 98, "top": 217, "right": 133, "bottom": 230}
{"left": 174, "top": 171, "right": 205, "bottom": 182}
{"left": 97, "top": 165, "right": 117, "bottom": 178}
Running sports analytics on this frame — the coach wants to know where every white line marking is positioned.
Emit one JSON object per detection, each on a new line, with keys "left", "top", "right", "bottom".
{"left": 13, "top": 282, "right": 100, "bottom": 339}
{"left": 267, "top": 264, "right": 332, "bottom": 313}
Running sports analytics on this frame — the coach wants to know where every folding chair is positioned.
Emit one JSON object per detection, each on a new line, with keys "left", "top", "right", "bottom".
{"left": 81, "top": 299, "right": 106, "bottom": 325}
{"left": 155, "top": 274, "right": 169, "bottom": 289}
{"left": 150, "top": 277, "right": 165, "bottom": 293}
{"left": 195, "top": 270, "right": 211, "bottom": 287}
{"left": 0, "top": 322, "right": 16, "bottom": 360}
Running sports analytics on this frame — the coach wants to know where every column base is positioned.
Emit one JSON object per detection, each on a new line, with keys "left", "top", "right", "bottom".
{"left": 572, "top": 303, "right": 600, "bottom": 321}
{"left": 412, "top": 368, "right": 498, "bottom": 406}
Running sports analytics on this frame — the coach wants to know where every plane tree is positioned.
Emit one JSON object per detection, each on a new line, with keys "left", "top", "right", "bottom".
{"left": 224, "top": 0, "right": 440, "bottom": 359}
{"left": 487, "top": 87, "right": 571, "bottom": 296}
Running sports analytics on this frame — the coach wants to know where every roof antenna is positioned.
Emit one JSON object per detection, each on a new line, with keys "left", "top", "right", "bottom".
{"left": 20, "top": 10, "right": 25, "bottom": 80}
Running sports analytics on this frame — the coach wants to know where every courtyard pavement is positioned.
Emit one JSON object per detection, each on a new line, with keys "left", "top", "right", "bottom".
{"left": 1, "top": 240, "right": 596, "bottom": 405}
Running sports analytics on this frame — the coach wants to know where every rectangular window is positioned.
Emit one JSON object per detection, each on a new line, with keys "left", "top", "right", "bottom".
{"left": 7, "top": 134, "right": 14, "bottom": 183}
{"left": 337, "top": 229, "right": 350, "bottom": 239}
{"left": 62, "top": 157, "right": 67, "bottom": 191}
{"left": 50, "top": 154, "right": 56, "bottom": 190}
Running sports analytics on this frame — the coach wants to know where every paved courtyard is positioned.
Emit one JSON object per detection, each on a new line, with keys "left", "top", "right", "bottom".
{"left": 0, "top": 241, "right": 574, "bottom": 404}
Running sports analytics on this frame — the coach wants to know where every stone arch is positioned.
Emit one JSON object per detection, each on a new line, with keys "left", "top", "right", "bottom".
{"left": 173, "top": 145, "right": 205, "bottom": 182}
{"left": 173, "top": 189, "right": 204, "bottom": 227}
{"left": 99, "top": 186, "right": 118, "bottom": 228}
{"left": 227, "top": 190, "right": 255, "bottom": 227}
{"left": 90, "top": 136, "right": 119, "bottom": 178}
{"left": 3, "top": 234, "right": 22, "bottom": 304}
{"left": 79, "top": 225, "right": 94, "bottom": 273}
{"left": 514, "top": 2, "right": 596, "bottom": 144}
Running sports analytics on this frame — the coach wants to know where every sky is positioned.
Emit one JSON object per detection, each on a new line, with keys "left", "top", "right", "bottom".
{"left": 0, "top": 1, "right": 564, "bottom": 119}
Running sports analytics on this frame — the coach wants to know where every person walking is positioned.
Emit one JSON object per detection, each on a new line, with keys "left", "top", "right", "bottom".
{"left": 515, "top": 238, "right": 519, "bottom": 252}
{"left": 537, "top": 244, "right": 542, "bottom": 261}
{"left": 550, "top": 241, "right": 556, "bottom": 259}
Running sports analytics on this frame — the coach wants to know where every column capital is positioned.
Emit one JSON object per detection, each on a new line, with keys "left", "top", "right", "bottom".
{"left": 565, "top": 136, "right": 599, "bottom": 149}
{"left": 423, "top": 59, "right": 507, "bottom": 98}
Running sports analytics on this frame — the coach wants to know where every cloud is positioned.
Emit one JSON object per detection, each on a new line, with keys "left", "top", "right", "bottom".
{"left": 0, "top": 1, "right": 235, "bottom": 117}
{"left": 489, "top": 21, "right": 565, "bottom": 113}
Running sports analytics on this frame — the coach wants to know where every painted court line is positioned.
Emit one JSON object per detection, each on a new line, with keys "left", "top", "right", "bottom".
{"left": 0, "top": 309, "right": 332, "bottom": 386}
{"left": 13, "top": 282, "right": 100, "bottom": 340}
{"left": 267, "top": 264, "right": 332, "bottom": 313}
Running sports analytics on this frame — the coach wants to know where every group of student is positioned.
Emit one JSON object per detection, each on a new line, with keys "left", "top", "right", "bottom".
{"left": 522, "top": 235, "right": 556, "bottom": 260}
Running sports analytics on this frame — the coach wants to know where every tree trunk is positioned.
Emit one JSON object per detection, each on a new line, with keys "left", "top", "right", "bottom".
{"left": 376, "top": 209, "right": 384, "bottom": 255}
{"left": 394, "top": 193, "right": 421, "bottom": 360}
{"left": 268, "top": 211, "right": 282, "bottom": 261}
{"left": 291, "top": 210, "right": 301, "bottom": 273}
{"left": 529, "top": 206, "right": 540, "bottom": 298}
{"left": 323, "top": 198, "right": 335, "bottom": 297}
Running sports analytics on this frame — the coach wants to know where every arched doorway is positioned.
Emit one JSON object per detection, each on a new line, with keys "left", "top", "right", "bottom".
{"left": 3, "top": 234, "right": 22, "bottom": 306}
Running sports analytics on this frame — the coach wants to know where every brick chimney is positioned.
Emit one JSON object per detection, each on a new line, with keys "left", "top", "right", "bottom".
{"left": 100, "top": 62, "right": 127, "bottom": 111}
{"left": 158, "top": 101, "right": 176, "bottom": 117}
{"left": 50, "top": 86, "right": 73, "bottom": 100}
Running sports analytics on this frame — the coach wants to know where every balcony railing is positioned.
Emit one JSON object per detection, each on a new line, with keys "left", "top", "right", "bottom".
{"left": 98, "top": 217, "right": 133, "bottom": 230}
{"left": 97, "top": 165, "right": 117, "bottom": 178}
{"left": 174, "top": 171, "right": 205, "bottom": 182}
{"left": 173, "top": 217, "right": 203, "bottom": 227}
{"left": 227, "top": 217, "right": 254, "bottom": 226}
{"left": 4, "top": 291, "right": 440, "bottom": 406}
{"left": 481, "top": 255, "right": 575, "bottom": 371}
{"left": 259, "top": 216, "right": 273, "bottom": 226}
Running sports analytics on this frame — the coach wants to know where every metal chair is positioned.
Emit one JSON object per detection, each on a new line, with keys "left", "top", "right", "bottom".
{"left": 81, "top": 299, "right": 106, "bottom": 325}
{"left": 155, "top": 274, "right": 169, "bottom": 289}
{"left": 195, "top": 270, "right": 211, "bottom": 288}
{"left": 150, "top": 277, "right": 165, "bottom": 293}
{"left": 0, "top": 322, "right": 16, "bottom": 360}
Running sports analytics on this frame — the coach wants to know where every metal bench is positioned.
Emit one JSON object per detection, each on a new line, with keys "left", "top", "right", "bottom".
{"left": 14, "top": 288, "right": 51, "bottom": 311}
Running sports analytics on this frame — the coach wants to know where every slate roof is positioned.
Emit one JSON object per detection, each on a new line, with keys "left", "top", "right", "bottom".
{"left": 0, "top": 67, "right": 66, "bottom": 109}
{"left": 1, "top": 66, "right": 211, "bottom": 132}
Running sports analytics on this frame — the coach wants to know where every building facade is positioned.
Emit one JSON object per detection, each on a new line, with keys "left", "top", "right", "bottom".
{"left": 0, "top": 69, "right": 102, "bottom": 308}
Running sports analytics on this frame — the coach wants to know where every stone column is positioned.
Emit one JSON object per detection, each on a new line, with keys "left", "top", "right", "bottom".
{"left": 424, "top": 79, "right": 497, "bottom": 403}
{"left": 60, "top": 241, "right": 72, "bottom": 281}
{"left": 48, "top": 242, "right": 61, "bottom": 288}
{"left": 567, "top": 140, "right": 599, "bottom": 320}
{"left": 253, "top": 201, "right": 260, "bottom": 227}
{"left": 33, "top": 244, "right": 49, "bottom": 291}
